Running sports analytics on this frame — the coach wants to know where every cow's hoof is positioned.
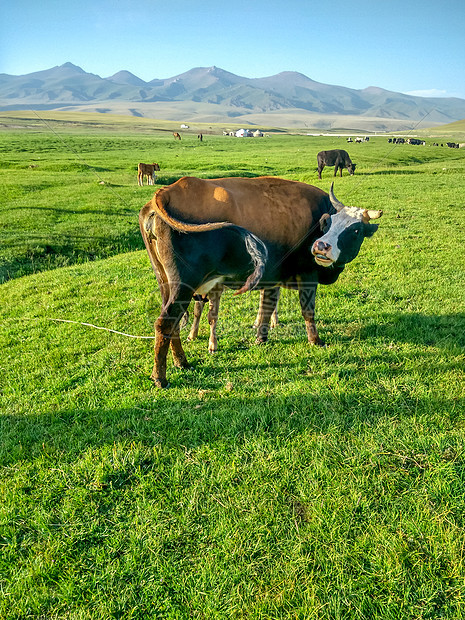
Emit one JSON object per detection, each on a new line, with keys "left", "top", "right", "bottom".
{"left": 174, "top": 362, "right": 192, "bottom": 370}
{"left": 310, "top": 338, "right": 326, "bottom": 347}
{"left": 151, "top": 375, "right": 169, "bottom": 388}
{"left": 255, "top": 338, "right": 268, "bottom": 345}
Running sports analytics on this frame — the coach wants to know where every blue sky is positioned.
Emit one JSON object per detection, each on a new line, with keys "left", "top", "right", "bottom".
{"left": 1, "top": 0, "right": 464, "bottom": 99}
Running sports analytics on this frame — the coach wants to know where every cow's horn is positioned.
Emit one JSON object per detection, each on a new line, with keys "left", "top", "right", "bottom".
{"left": 365, "top": 209, "right": 383, "bottom": 220}
{"left": 329, "top": 183, "right": 345, "bottom": 212}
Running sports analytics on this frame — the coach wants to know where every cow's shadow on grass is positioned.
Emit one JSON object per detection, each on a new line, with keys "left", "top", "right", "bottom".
{"left": 2, "top": 374, "right": 463, "bottom": 466}
{"left": 2, "top": 310, "right": 463, "bottom": 464}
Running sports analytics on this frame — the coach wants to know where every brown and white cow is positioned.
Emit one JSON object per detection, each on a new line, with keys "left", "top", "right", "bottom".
{"left": 139, "top": 176, "right": 382, "bottom": 387}
{"left": 137, "top": 162, "right": 160, "bottom": 186}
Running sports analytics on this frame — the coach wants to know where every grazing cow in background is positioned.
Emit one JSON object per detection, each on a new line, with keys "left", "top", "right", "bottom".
{"left": 355, "top": 137, "right": 363, "bottom": 143}
{"left": 139, "top": 176, "right": 382, "bottom": 387}
{"left": 317, "top": 150, "right": 356, "bottom": 179}
{"left": 137, "top": 162, "right": 160, "bottom": 186}
{"left": 198, "top": 133, "right": 203, "bottom": 141}
{"left": 173, "top": 132, "right": 181, "bottom": 140}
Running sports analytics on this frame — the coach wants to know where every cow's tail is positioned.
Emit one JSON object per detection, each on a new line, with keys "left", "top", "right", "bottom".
{"left": 235, "top": 231, "right": 268, "bottom": 295}
{"left": 150, "top": 189, "right": 233, "bottom": 233}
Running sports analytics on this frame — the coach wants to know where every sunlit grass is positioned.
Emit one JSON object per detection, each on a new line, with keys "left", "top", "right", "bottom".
{"left": 1, "top": 119, "right": 465, "bottom": 618}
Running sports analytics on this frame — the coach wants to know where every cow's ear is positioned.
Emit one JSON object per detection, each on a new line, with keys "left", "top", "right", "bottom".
{"left": 364, "top": 223, "right": 379, "bottom": 237}
{"left": 366, "top": 209, "right": 383, "bottom": 220}
{"left": 319, "top": 213, "right": 331, "bottom": 231}
{"left": 362, "top": 209, "right": 383, "bottom": 223}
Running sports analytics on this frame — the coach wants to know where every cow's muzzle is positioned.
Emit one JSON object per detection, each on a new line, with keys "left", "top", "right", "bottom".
{"left": 312, "top": 240, "right": 335, "bottom": 266}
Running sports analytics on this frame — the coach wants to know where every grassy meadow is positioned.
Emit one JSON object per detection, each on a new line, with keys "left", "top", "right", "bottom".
{"left": 1, "top": 112, "right": 465, "bottom": 619}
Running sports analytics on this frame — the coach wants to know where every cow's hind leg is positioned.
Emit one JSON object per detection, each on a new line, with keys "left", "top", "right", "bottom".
{"left": 152, "top": 285, "right": 192, "bottom": 387}
{"left": 255, "top": 287, "right": 280, "bottom": 344}
{"left": 170, "top": 326, "right": 191, "bottom": 369}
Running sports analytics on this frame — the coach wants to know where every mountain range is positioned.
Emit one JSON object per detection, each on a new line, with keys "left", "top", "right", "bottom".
{"left": 1, "top": 62, "right": 464, "bottom": 131}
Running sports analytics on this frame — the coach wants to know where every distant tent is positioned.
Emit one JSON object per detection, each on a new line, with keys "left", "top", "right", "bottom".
{"left": 253, "top": 130, "right": 264, "bottom": 137}
{"left": 235, "top": 128, "right": 252, "bottom": 137}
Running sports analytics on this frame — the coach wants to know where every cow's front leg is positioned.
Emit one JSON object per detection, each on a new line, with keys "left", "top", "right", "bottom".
{"left": 207, "top": 286, "right": 222, "bottom": 353}
{"left": 297, "top": 277, "right": 324, "bottom": 346}
{"left": 187, "top": 298, "right": 205, "bottom": 342}
{"left": 255, "top": 287, "right": 280, "bottom": 344}
{"left": 253, "top": 288, "right": 279, "bottom": 329}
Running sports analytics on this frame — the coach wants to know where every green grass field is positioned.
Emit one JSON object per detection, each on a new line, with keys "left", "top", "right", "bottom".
{"left": 1, "top": 112, "right": 465, "bottom": 619}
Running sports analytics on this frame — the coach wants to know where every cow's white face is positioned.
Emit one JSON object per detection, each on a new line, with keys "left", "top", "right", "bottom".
{"left": 312, "top": 207, "right": 364, "bottom": 267}
{"left": 312, "top": 205, "right": 381, "bottom": 267}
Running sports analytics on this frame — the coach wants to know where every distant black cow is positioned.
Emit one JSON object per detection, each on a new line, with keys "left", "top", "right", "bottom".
{"left": 447, "top": 142, "right": 459, "bottom": 149}
{"left": 317, "top": 149, "right": 356, "bottom": 179}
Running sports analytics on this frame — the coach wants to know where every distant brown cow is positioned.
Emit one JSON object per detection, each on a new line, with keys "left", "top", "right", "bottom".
{"left": 173, "top": 132, "right": 181, "bottom": 140}
{"left": 138, "top": 162, "right": 160, "bottom": 186}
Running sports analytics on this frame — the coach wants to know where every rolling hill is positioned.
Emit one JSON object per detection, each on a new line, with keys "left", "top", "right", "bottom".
{"left": 1, "top": 62, "right": 464, "bottom": 131}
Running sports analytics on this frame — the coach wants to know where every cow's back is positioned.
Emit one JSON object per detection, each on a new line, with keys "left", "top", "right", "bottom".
{"left": 153, "top": 176, "right": 328, "bottom": 246}
{"left": 318, "top": 149, "right": 350, "bottom": 165}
